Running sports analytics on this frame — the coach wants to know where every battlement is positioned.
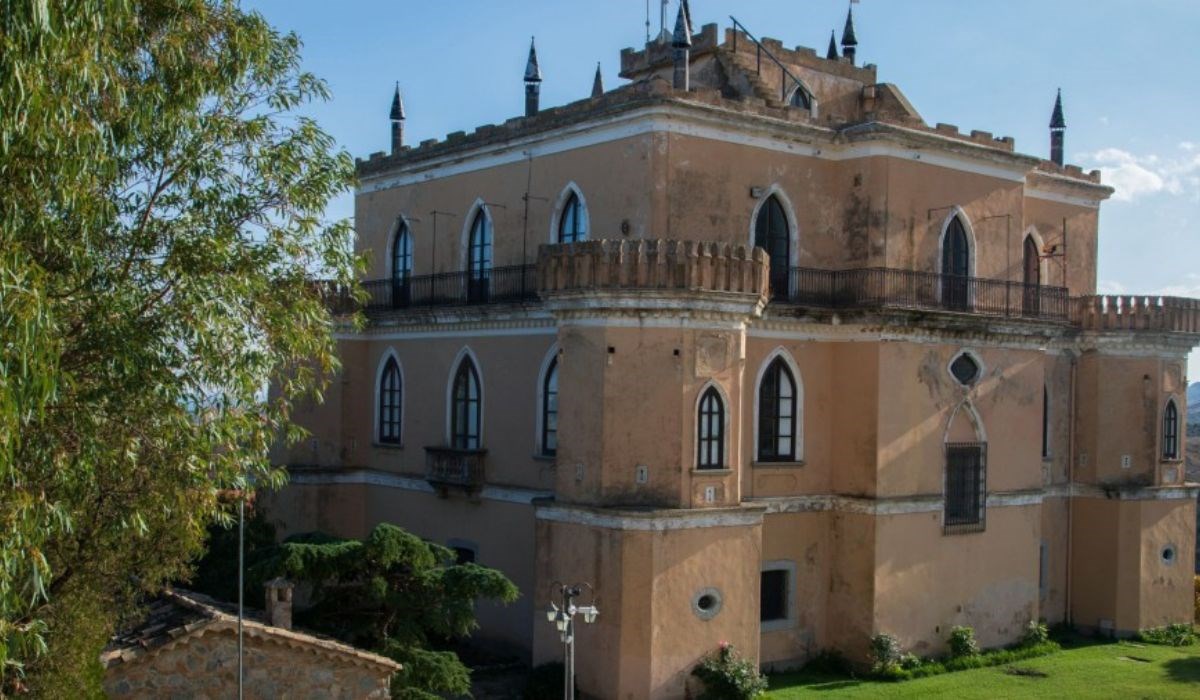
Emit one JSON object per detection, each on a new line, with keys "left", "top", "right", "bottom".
{"left": 1073, "top": 295, "right": 1200, "bottom": 334}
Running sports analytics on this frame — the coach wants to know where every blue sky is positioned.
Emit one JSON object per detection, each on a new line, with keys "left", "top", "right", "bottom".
{"left": 245, "top": 0, "right": 1200, "bottom": 375}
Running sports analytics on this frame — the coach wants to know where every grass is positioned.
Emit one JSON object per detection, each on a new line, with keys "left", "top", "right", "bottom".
{"left": 767, "top": 637, "right": 1200, "bottom": 699}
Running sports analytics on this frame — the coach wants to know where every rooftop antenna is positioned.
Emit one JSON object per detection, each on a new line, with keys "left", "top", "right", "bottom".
{"left": 659, "top": 0, "right": 668, "bottom": 43}
{"left": 645, "top": 0, "right": 650, "bottom": 44}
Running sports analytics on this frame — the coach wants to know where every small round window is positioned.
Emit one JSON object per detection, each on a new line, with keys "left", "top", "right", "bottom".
{"left": 692, "top": 587, "right": 723, "bottom": 621}
{"left": 1162, "top": 545, "right": 1177, "bottom": 566}
{"left": 950, "top": 353, "right": 981, "bottom": 386}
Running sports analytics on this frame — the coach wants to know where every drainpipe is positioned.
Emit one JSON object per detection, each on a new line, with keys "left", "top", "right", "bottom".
{"left": 1064, "top": 352, "right": 1078, "bottom": 626}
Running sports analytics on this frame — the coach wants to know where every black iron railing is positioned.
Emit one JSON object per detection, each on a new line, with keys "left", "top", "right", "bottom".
{"left": 360, "top": 264, "right": 538, "bottom": 311}
{"left": 779, "top": 267, "right": 1070, "bottom": 321}
{"left": 424, "top": 447, "right": 487, "bottom": 496}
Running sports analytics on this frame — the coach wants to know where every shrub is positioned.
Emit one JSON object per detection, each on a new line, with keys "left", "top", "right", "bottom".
{"left": 868, "top": 633, "right": 902, "bottom": 671}
{"left": 1022, "top": 620, "right": 1049, "bottom": 647}
{"left": 898, "top": 653, "right": 923, "bottom": 670}
{"left": 803, "top": 650, "right": 850, "bottom": 676}
{"left": 1138, "top": 624, "right": 1197, "bottom": 647}
{"left": 691, "top": 643, "right": 768, "bottom": 700}
{"left": 948, "top": 626, "right": 979, "bottom": 658}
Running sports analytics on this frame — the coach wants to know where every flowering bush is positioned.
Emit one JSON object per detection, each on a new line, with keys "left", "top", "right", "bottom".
{"left": 948, "top": 626, "right": 979, "bottom": 658}
{"left": 691, "top": 643, "right": 768, "bottom": 700}
{"left": 869, "top": 632, "right": 902, "bottom": 671}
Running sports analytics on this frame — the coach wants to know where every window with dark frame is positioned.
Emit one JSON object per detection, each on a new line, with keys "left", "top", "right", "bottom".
{"left": 378, "top": 357, "right": 402, "bottom": 444}
{"left": 1041, "top": 386, "right": 1049, "bottom": 459}
{"left": 760, "top": 569, "right": 788, "bottom": 622}
{"left": 944, "top": 442, "right": 986, "bottom": 534}
{"left": 451, "top": 358, "right": 481, "bottom": 450}
{"left": 467, "top": 210, "right": 492, "bottom": 302}
{"left": 941, "top": 216, "right": 970, "bottom": 310}
{"left": 1162, "top": 400, "right": 1179, "bottom": 460}
{"left": 754, "top": 194, "right": 790, "bottom": 298}
{"left": 697, "top": 386, "right": 725, "bottom": 469}
{"left": 558, "top": 192, "right": 586, "bottom": 243}
{"left": 758, "top": 358, "right": 797, "bottom": 462}
{"left": 950, "top": 353, "right": 980, "bottom": 386}
{"left": 541, "top": 357, "right": 558, "bottom": 456}
{"left": 392, "top": 223, "right": 413, "bottom": 307}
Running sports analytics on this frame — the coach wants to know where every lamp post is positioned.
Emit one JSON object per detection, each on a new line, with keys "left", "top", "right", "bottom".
{"left": 544, "top": 581, "right": 599, "bottom": 700}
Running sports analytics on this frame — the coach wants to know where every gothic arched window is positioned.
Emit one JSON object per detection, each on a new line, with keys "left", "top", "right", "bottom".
{"left": 941, "top": 216, "right": 971, "bottom": 310}
{"left": 558, "top": 192, "right": 587, "bottom": 244}
{"left": 541, "top": 357, "right": 559, "bottom": 456}
{"left": 697, "top": 386, "right": 726, "bottom": 470}
{"left": 1163, "top": 399, "right": 1179, "bottom": 460}
{"left": 467, "top": 209, "right": 492, "bottom": 302}
{"left": 754, "top": 194, "right": 790, "bottom": 298}
{"left": 758, "top": 358, "right": 797, "bottom": 462}
{"left": 378, "top": 357, "right": 402, "bottom": 444}
{"left": 392, "top": 222, "right": 412, "bottom": 306}
{"left": 451, "top": 357, "right": 482, "bottom": 449}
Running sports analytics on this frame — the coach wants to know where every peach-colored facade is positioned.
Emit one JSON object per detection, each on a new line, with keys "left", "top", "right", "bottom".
{"left": 267, "top": 20, "right": 1200, "bottom": 699}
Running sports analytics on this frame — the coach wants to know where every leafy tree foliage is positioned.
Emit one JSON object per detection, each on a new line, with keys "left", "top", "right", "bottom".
{"left": 254, "top": 524, "right": 519, "bottom": 698}
{"left": 0, "top": 0, "right": 357, "bottom": 690}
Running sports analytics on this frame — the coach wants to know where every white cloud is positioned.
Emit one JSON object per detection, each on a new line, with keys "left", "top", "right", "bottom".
{"left": 1080, "top": 145, "right": 1200, "bottom": 202}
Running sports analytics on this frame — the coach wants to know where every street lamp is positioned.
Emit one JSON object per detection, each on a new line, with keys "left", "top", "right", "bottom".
{"left": 545, "top": 581, "right": 599, "bottom": 700}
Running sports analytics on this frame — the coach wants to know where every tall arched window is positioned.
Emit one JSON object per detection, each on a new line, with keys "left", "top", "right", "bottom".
{"left": 1022, "top": 235, "right": 1040, "bottom": 316}
{"left": 558, "top": 192, "right": 587, "bottom": 244}
{"left": 451, "top": 357, "right": 482, "bottom": 449}
{"left": 467, "top": 210, "right": 492, "bottom": 302}
{"left": 378, "top": 357, "right": 402, "bottom": 444}
{"left": 758, "top": 358, "right": 797, "bottom": 462}
{"left": 392, "top": 222, "right": 413, "bottom": 307}
{"left": 1162, "top": 399, "right": 1179, "bottom": 460}
{"left": 941, "top": 216, "right": 970, "bottom": 310}
{"left": 697, "top": 386, "right": 725, "bottom": 470}
{"left": 541, "top": 357, "right": 559, "bottom": 456}
{"left": 754, "top": 194, "right": 790, "bottom": 299}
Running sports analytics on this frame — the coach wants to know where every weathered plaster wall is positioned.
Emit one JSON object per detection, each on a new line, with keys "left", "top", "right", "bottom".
{"left": 105, "top": 627, "right": 392, "bottom": 699}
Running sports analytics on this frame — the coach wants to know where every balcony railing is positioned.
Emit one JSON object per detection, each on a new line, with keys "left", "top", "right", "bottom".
{"left": 424, "top": 447, "right": 486, "bottom": 496}
{"left": 776, "top": 267, "right": 1070, "bottom": 321}
{"left": 1072, "top": 295, "right": 1200, "bottom": 333}
{"left": 360, "top": 264, "right": 538, "bottom": 312}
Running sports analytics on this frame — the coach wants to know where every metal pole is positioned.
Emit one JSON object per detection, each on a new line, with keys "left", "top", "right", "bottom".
{"left": 567, "top": 617, "right": 575, "bottom": 700}
{"left": 237, "top": 494, "right": 244, "bottom": 700}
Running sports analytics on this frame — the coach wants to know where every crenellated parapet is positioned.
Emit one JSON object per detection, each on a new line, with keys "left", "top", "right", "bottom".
{"left": 537, "top": 239, "right": 768, "bottom": 307}
{"left": 1073, "top": 295, "right": 1200, "bottom": 334}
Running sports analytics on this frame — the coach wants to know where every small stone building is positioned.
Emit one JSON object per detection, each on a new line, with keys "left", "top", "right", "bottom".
{"left": 102, "top": 588, "right": 399, "bottom": 699}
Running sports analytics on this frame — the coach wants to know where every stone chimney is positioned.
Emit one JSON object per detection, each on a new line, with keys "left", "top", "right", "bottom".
{"left": 524, "top": 37, "right": 542, "bottom": 117}
{"left": 264, "top": 577, "right": 293, "bottom": 630}
{"left": 841, "top": 7, "right": 858, "bottom": 65}
{"left": 671, "top": 4, "right": 691, "bottom": 91}
{"left": 389, "top": 83, "right": 405, "bottom": 155}
{"left": 1050, "top": 88, "right": 1066, "bottom": 166}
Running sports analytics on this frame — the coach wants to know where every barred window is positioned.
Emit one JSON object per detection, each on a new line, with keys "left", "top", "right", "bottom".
{"left": 697, "top": 387, "right": 725, "bottom": 469}
{"left": 378, "top": 357, "right": 402, "bottom": 444}
{"left": 1163, "top": 400, "right": 1179, "bottom": 460}
{"left": 757, "top": 358, "right": 797, "bottom": 462}
{"left": 451, "top": 358, "right": 481, "bottom": 449}
{"left": 944, "top": 442, "right": 986, "bottom": 534}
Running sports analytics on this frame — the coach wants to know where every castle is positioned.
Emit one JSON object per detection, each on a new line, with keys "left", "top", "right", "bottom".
{"left": 268, "top": 5, "right": 1200, "bottom": 697}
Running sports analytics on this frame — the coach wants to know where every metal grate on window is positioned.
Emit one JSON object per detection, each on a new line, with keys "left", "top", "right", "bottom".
{"left": 944, "top": 442, "right": 986, "bottom": 535}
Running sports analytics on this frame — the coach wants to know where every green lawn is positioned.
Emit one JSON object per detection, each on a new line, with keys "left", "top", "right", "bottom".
{"left": 767, "top": 640, "right": 1200, "bottom": 699}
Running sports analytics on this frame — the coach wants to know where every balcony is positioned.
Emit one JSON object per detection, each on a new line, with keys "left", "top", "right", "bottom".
{"left": 424, "top": 447, "right": 486, "bottom": 497}
{"left": 1072, "top": 295, "right": 1200, "bottom": 333}
{"left": 774, "top": 267, "right": 1071, "bottom": 322}
{"left": 359, "top": 264, "right": 538, "bottom": 313}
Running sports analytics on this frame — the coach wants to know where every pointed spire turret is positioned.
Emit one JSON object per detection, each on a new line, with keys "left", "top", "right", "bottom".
{"left": 841, "top": 6, "right": 858, "bottom": 65}
{"left": 524, "top": 37, "right": 542, "bottom": 83}
{"left": 389, "top": 82, "right": 405, "bottom": 154}
{"left": 591, "top": 63, "right": 604, "bottom": 98}
{"left": 524, "top": 37, "right": 542, "bottom": 117}
{"left": 826, "top": 30, "right": 839, "bottom": 60}
{"left": 681, "top": 0, "right": 692, "bottom": 37}
{"left": 1049, "top": 88, "right": 1066, "bottom": 166}
{"left": 671, "top": 3, "right": 691, "bottom": 90}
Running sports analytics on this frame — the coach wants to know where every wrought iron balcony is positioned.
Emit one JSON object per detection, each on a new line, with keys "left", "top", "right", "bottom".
{"left": 360, "top": 264, "right": 538, "bottom": 312}
{"left": 775, "top": 267, "right": 1071, "bottom": 322}
{"left": 424, "top": 447, "right": 487, "bottom": 496}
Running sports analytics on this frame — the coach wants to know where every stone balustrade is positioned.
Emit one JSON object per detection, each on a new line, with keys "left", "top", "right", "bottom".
{"left": 537, "top": 239, "right": 768, "bottom": 300}
{"left": 1072, "top": 295, "right": 1200, "bottom": 333}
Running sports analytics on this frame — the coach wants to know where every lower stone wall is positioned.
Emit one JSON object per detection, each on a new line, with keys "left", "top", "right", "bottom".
{"left": 105, "top": 627, "right": 392, "bottom": 699}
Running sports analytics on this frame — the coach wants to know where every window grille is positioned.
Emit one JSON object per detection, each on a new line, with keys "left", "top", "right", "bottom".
{"left": 944, "top": 442, "right": 986, "bottom": 534}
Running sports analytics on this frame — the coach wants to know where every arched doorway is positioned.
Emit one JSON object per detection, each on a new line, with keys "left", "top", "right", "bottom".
{"left": 1022, "top": 235, "right": 1041, "bottom": 315}
{"left": 941, "top": 216, "right": 970, "bottom": 310}
{"left": 754, "top": 195, "right": 790, "bottom": 299}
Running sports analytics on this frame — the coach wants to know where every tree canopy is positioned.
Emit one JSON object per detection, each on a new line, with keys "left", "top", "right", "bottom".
{"left": 251, "top": 524, "right": 520, "bottom": 699}
{"left": 0, "top": 0, "right": 357, "bottom": 691}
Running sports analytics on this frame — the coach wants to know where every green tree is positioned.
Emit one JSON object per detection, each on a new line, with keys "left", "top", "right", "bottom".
{"left": 0, "top": 0, "right": 358, "bottom": 691}
{"left": 254, "top": 524, "right": 520, "bottom": 699}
